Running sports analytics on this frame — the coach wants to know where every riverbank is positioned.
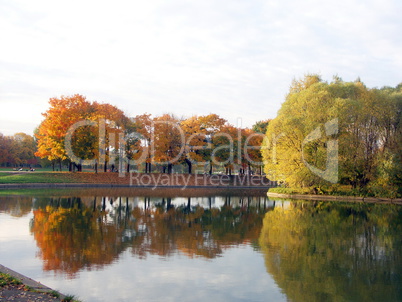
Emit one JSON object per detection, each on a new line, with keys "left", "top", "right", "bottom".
{"left": 267, "top": 192, "right": 402, "bottom": 205}
{"left": 0, "top": 264, "right": 76, "bottom": 301}
{"left": 0, "top": 172, "right": 275, "bottom": 188}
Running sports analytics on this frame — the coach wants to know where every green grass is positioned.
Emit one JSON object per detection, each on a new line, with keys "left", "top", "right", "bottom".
{"left": 62, "top": 294, "right": 82, "bottom": 302}
{"left": 0, "top": 272, "right": 82, "bottom": 301}
{"left": 0, "top": 188, "right": 74, "bottom": 196}
{"left": 268, "top": 186, "right": 401, "bottom": 198}
{"left": 0, "top": 172, "right": 75, "bottom": 184}
{"left": 0, "top": 273, "right": 22, "bottom": 287}
{"left": 268, "top": 187, "right": 310, "bottom": 194}
{"left": 0, "top": 167, "right": 56, "bottom": 172}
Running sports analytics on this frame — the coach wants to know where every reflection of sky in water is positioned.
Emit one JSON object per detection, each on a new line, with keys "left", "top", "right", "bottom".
{"left": 0, "top": 201, "right": 286, "bottom": 302}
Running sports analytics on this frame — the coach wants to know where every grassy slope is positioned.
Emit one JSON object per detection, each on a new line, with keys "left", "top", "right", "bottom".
{"left": 0, "top": 172, "right": 77, "bottom": 183}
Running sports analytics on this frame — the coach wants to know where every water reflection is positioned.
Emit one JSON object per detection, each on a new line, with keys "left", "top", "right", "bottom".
{"left": 259, "top": 201, "right": 402, "bottom": 302}
{"left": 1, "top": 193, "right": 401, "bottom": 301}
{"left": 28, "top": 195, "right": 271, "bottom": 277}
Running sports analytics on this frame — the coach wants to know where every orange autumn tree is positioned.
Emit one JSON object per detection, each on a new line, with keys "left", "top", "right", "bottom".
{"left": 36, "top": 94, "right": 95, "bottom": 171}
{"left": 35, "top": 94, "right": 131, "bottom": 172}
{"left": 180, "top": 114, "right": 227, "bottom": 174}
{"left": 31, "top": 204, "right": 127, "bottom": 277}
{"left": 180, "top": 116, "right": 207, "bottom": 174}
{"left": 152, "top": 114, "right": 184, "bottom": 173}
{"left": 92, "top": 102, "right": 132, "bottom": 172}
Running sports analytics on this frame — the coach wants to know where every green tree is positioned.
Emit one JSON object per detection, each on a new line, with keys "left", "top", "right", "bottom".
{"left": 252, "top": 119, "right": 270, "bottom": 134}
{"left": 262, "top": 75, "right": 402, "bottom": 196}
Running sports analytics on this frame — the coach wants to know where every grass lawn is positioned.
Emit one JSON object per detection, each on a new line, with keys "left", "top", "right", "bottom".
{"left": 0, "top": 172, "right": 78, "bottom": 184}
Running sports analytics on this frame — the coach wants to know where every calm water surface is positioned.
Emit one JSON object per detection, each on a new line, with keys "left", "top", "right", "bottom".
{"left": 0, "top": 189, "right": 401, "bottom": 302}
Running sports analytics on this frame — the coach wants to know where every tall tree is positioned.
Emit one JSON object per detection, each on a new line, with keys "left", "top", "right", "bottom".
{"left": 152, "top": 114, "right": 184, "bottom": 173}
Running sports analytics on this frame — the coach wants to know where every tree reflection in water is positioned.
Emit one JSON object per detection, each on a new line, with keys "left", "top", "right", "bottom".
{"left": 2, "top": 193, "right": 401, "bottom": 300}
{"left": 259, "top": 201, "right": 402, "bottom": 302}
{"left": 29, "top": 195, "right": 270, "bottom": 278}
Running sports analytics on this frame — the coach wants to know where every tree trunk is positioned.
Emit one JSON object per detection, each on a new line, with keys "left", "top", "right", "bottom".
{"left": 94, "top": 161, "right": 98, "bottom": 174}
{"left": 185, "top": 158, "right": 192, "bottom": 174}
{"left": 209, "top": 161, "right": 213, "bottom": 175}
{"left": 145, "top": 162, "right": 152, "bottom": 173}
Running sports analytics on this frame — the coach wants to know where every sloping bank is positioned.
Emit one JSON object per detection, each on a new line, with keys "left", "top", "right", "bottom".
{"left": 0, "top": 172, "right": 277, "bottom": 189}
{"left": 0, "top": 264, "right": 68, "bottom": 301}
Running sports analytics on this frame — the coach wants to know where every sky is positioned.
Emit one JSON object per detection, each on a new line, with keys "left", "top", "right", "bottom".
{"left": 0, "top": 0, "right": 401, "bottom": 136}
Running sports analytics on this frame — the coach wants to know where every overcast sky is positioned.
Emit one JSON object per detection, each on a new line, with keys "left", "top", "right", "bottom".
{"left": 1, "top": 0, "right": 401, "bottom": 135}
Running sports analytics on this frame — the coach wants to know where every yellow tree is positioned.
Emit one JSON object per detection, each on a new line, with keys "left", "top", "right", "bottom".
{"left": 262, "top": 75, "right": 402, "bottom": 195}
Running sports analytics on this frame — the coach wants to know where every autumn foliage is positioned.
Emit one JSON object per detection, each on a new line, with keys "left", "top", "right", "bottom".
{"left": 31, "top": 94, "right": 267, "bottom": 174}
{"left": 34, "top": 94, "right": 132, "bottom": 172}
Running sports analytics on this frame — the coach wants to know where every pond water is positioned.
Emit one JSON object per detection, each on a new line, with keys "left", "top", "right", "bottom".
{"left": 0, "top": 188, "right": 401, "bottom": 302}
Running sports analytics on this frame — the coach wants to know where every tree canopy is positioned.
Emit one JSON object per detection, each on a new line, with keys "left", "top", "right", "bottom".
{"left": 262, "top": 75, "right": 402, "bottom": 196}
